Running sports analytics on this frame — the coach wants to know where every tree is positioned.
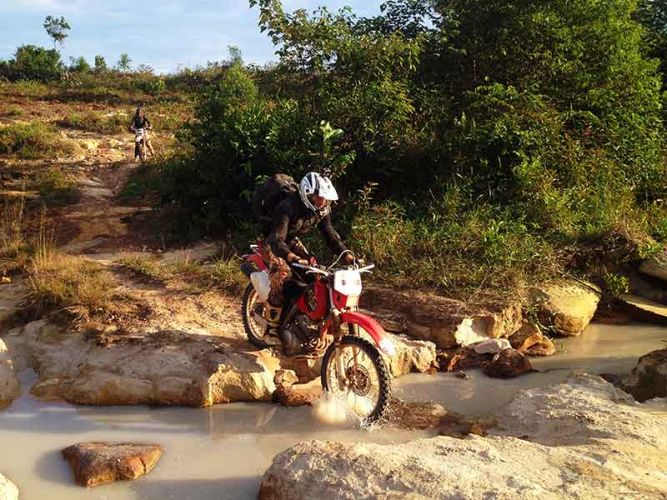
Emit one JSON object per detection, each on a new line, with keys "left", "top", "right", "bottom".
{"left": 637, "top": 0, "right": 667, "bottom": 86}
{"left": 69, "top": 56, "right": 90, "bottom": 73}
{"left": 43, "top": 16, "right": 71, "bottom": 49}
{"left": 94, "top": 55, "right": 107, "bottom": 72}
{"left": 227, "top": 45, "right": 243, "bottom": 65}
{"left": 116, "top": 53, "right": 132, "bottom": 71}
{"left": 11, "top": 45, "right": 63, "bottom": 81}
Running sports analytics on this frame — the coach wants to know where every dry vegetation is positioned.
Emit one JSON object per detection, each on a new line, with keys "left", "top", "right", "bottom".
{"left": 121, "top": 254, "right": 246, "bottom": 295}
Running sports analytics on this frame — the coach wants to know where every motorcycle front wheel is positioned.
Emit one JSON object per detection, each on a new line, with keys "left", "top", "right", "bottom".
{"left": 321, "top": 335, "right": 391, "bottom": 425}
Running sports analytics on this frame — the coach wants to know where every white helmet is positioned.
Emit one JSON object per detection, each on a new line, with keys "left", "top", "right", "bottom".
{"left": 299, "top": 172, "right": 338, "bottom": 213}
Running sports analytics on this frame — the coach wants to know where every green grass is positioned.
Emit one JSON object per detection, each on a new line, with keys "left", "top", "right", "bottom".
{"left": 0, "top": 105, "right": 24, "bottom": 117}
{"left": 0, "top": 197, "right": 31, "bottom": 276}
{"left": 28, "top": 251, "right": 118, "bottom": 320}
{"left": 120, "top": 254, "right": 166, "bottom": 282}
{"left": 0, "top": 122, "right": 76, "bottom": 159}
{"left": 120, "top": 254, "right": 245, "bottom": 294}
{"left": 28, "top": 167, "right": 80, "bottom": 206}
{"left": 57, "top": 110, "right": 129, "bottom": 134}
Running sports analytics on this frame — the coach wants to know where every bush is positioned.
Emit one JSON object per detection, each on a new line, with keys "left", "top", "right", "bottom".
{"left": 4, "top": 45, "right": 63, "bottom": 82}
{"left": 29, "top": 167, "right": 79, "bottom": 206}
{"left": 159, "top": 0, "right": 667, "bottom": 294}
{"left": 58, "top": 110, "right": 128, "bottom": 134}
{"left": 28, "top": 252, "right": 117, "bottom": 318}
{"left": 0, "top": 122, "right": 75, "bottom": 159}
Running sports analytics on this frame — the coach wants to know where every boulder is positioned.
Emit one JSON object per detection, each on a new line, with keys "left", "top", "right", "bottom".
{"left": 277, "top": 333, "right": 436, "bottom": 383}
{"left": 619, "top": 349, "right": 667, "bottom": 402}
{"left": 363, "top": 287, "right": 522, "bottom": 348}
{"left": 259, "top": 374, "right": 667, "bottom": 499}
{"left": 529, "top": 280, "right": 600, "bottom": 336}
{"left": 524, "top": 338, "right": 556, "bottom": 357}
{"left": 639, "top": 250, "right": 667, "bottom": 282}
{"left": 10, "top": 322, "right": 278, "bottom": 406}
{"left": 0, "top": 339, "right": 19, "bottom": 409}
{"left": 61, "top": 442, "right": 163, "bottom": 487}
{"left": 273, "top": 370, "right": 322, "bottom": 407}
{"left": 0, "top": 473, "right": 18, "bottom": 500}
{"left": 628, "top": 271, "right": 667, "bottom": 305}
{"left": 382, "top": 333, "right": 436, "bottom": 377}
{"left": 384, "top": 399, "right": 447, "bottom": 430}
{"left": 618, "top": 294, "right": 667, "bottom": 325}
{"left": 472, "top": 338, "right": 511, "bottom": 354}
{"left": 482, "top": 349, "right": 533, "bottom": 378}
{"left": 441, "top": 347, "right": 486, "bottom": 372}
{"left": 508, "top": 323, "right": 556, "bottom": 356}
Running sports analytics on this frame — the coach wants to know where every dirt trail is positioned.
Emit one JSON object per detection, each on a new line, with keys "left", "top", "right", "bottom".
{"left": 1, "top": 119, "right": 245, "bottom": 340}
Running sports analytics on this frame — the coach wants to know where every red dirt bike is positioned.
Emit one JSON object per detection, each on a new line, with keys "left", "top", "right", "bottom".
{"left": 240, "top": 241, "right": 395, "bottom": 424}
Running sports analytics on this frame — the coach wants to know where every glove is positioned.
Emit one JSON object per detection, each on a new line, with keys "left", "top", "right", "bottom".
{"left": 288, "top": 255, "right": 309, "bottom": 267}
{"left": 342, "top": 252, "right": 355, "bottom": 265}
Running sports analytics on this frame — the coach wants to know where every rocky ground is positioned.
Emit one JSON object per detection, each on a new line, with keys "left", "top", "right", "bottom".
{"left": 260, "top": 373, "right": 667, "bottom": 499}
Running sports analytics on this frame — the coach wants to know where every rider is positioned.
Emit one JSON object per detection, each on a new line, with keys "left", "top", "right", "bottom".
{"left": 128, "top": 105, "right": 155, "bottom": 159}
{"left": 261, "top": 172, "right": 355, "bottom": 354}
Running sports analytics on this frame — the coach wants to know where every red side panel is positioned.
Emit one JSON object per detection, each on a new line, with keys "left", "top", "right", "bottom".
{"left": 297, "top": 280, "right": 329, "bottom": 321}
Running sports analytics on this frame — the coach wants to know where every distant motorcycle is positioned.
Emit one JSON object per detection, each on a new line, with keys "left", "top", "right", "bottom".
{"left": 132, "top": 127, "right": 148, "bottom": 161}
{"left": 241, "top": 241, "right": 395, "bottom": 424}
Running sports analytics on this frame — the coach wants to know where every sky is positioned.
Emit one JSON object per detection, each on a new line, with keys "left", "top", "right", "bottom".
{"left": 0, "top": 0, "right": 384, "bottom": 74}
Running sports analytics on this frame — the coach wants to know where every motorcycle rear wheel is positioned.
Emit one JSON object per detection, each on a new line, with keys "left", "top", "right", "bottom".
{"left": 242, "top": 284, "right": 271, "bottom": 348}
{"left": 321, "top": 335, "right": 391, "bottom": 425}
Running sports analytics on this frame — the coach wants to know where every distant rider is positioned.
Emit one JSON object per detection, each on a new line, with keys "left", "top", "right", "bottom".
{"left": 128, "top": 105, "right": 155, "bottom": 159}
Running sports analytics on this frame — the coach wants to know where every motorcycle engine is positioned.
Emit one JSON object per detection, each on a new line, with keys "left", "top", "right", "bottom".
{"left": 287, "top": 314, "right": 319, "bottom": 343}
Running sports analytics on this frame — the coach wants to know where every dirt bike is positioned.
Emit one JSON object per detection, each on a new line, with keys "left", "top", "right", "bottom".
{"left": 133, "top": 128, "right": 147, "bottom": 161}
{"left": 240, "top": 241, "right": 395, "bottom": 424}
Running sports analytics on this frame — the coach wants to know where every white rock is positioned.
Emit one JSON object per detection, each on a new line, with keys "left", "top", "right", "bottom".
{"left": 260, "top": 373, "right": 667, "bottom": 499}
{"left": 0, "top": 473, "right": 18, "bottom": 500}
{"left": 472, "top": 338, "right": 511, "bottom": 354}
{"left": 0, "top": 339, "right": 19, "bottom": 409}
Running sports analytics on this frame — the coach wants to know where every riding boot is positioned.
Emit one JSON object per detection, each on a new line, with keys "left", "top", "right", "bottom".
{"left": 263, "top": 305, "right": 282, "bottom": 338}
{"left": 264, "top": 304, "right": 301, "bottom": 356}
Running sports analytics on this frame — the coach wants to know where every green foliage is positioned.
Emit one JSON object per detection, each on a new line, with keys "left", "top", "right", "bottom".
{"left": 603, "top": 273, "right": 630, "bottom": 297}
{"left": 94, "top": 55, "right": 107, "bottom": 72}
{"left": 69, "top": 56, "right": 90, "bottom": 73}
{"left": 29, "top": 167, "right": 80, "bottom": 206}
{"left": 57, "top": 110, "right": 128, "bottom": 134}
{"left": 116, "top": 53, "right": 132, "bottom": 72}
{"left": 159, "top": 0, "right": 667, "bottom": 293}
{"left": 2, "top": 45, "right": 63, "bottom": 81}
{"left": 43, "top": 15, "right": 70, "bottom": 48}
{"left": 165, "top": 55, "right": 356, "bottom": 233}
{"left": 0, "top": 122, "right": 74, "bottom": 159}
{"left": 637, "top": 0, "right": 667, "bottom": 85}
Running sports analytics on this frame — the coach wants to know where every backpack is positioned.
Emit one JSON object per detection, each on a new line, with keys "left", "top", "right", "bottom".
{"left": 251, "top": 174, "right": 299, "bottom": 222}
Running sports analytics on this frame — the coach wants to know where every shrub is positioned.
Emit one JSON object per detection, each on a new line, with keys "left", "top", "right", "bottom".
{"left": 29, "top": 167, "right": 79, "bottom": 205}
{"left": 0, "top": 122, "right": 75, "bottom": 159}
{"left": 28, "top": 252, "right": 118, "bottom": 318}
{"left": 5, "top": 45, "right": 63, "bottom": 81}
{"left": 58, "top": 110, "right": 128, "bottom": 134}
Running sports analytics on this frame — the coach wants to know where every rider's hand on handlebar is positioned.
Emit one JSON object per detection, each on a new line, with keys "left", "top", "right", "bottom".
{"left": 288, "top": 256, "right": 309, "bottom": 267}
{"left": 343, "top": 252, "right": 355, "bottom": 265}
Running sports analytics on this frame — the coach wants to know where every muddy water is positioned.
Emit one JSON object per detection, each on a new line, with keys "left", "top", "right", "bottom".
{"left": 1, "top": 322, "right": 665, "bottom": 499}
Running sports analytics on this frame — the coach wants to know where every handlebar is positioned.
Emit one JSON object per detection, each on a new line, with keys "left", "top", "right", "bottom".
{"left": 291, "top": 262, "right": 374, "bottom": 276}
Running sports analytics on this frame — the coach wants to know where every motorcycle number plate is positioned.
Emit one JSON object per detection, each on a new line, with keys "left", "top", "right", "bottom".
{"left": 334, "top": 270, "right": 362, "bottom": 297}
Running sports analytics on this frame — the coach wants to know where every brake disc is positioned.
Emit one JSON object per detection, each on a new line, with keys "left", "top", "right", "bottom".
{"left": 346, "top": 364, "right": 372, "bottom": 396}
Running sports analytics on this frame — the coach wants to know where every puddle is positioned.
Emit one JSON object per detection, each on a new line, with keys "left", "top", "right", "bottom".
{"left": 394, "top": 322, "right": 667, "bottom": 415}
{"left": 0, "top": 322, "right": 665, "bottom": 499}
